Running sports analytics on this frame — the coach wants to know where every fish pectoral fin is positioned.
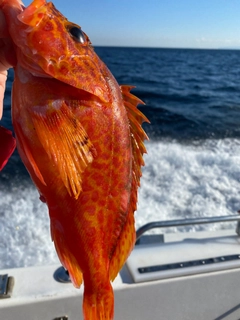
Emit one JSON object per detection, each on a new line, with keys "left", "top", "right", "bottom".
{"left": 30, "top": 101, "right": 95, "bottom": 199}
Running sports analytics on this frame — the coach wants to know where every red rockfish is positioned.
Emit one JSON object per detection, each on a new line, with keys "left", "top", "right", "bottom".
{"left": 0, "top": 0, "right": 149, "bottom": 318}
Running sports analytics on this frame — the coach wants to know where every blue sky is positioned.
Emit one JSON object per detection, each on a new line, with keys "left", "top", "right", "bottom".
{"left": 24, "top": 0, "right": 240, "bottom": 49}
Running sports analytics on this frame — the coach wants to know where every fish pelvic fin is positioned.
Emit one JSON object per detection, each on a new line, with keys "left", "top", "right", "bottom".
{"left": 14, "top": 124, "right": 47, "bottom": 185}
{"left": 0, "top": 126, "right": 16, "bottom": 171}
{"left": 83, "top": 280, "right": 114, "bottom": 320}
{"left": 108, "top": 86, "right": 149, "bottom": 280}
{"left": 30, "top": 101, "right": 95, "bottom": 199}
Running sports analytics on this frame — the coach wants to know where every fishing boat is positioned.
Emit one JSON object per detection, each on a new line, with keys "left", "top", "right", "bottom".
{"left": 1, "top": 214, "right": 240, "bottom": 320}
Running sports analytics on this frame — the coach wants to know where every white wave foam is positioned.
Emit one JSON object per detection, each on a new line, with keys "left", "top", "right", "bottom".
{"left": 1, "top": 138, "right": 240, "bottom": 269}
{"left": 137, "top": 139, "right": 240, "bottom": 232}
{"left": 0, "top": 186, "right": 58, "bottom": 269}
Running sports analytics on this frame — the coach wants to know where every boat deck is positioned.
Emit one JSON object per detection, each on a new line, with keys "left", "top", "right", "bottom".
{"left": 1, "top": 217, "right": 240, "bottom": 319}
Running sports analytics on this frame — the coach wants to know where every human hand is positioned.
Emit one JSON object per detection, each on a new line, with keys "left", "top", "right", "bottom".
{"left": 0, "top": 10, "right": 16, "bottom": 120}
{"left": 0, "top": 9, "right": 17, "bottom": 169}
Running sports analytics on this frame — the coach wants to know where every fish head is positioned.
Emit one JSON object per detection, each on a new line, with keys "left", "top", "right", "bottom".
{"left": 1, "top": 0, "right": 110, "bottom": 102}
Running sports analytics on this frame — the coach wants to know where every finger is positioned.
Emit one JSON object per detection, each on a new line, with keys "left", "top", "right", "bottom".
{"left": 0, "top": 70, "right": 7, "bottom": 120}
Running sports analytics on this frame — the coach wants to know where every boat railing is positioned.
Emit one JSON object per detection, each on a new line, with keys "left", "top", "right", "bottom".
{"left": 136, "top": 214, "right": 240, "bottom": 242}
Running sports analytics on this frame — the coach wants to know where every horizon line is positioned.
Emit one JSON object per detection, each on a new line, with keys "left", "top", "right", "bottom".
{"left": 93, "top": 45, "right": 240, "bottom": 51}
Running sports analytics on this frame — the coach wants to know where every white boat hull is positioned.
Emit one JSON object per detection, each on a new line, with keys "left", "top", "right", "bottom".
{"left": 1, "top": 229, "right": 240, "bottom": 319}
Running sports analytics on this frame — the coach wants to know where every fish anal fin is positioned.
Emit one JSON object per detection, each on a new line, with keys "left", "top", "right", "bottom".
{"left": 30, "top": 101, "right": 94, "bottom": 199}
{"left": 109, "top": 209, "right": 136, "bottom": 281}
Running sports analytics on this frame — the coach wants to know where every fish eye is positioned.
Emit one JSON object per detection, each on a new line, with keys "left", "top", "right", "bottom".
{"left": 68, "top": 26, "right": 86, "bottom": 44}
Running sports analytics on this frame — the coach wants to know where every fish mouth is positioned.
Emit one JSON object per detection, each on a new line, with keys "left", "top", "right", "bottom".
{"left": 1, "top": 0, "right": 47, "bottom": 28}
{"left": 4, "top": 0, "right": 111, "bottom": 103}
{"left": 17, "top": 0, "right": 48, "bottom": 26}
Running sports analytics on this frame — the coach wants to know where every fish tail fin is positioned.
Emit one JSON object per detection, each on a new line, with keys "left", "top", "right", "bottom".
{"left": 83, "top": 280, "right": 114, "bottom": 320}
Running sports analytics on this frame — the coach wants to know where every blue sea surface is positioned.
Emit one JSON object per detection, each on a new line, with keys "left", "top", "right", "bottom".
{"left": 95, "top": 47, "right": 240, "bottom": 140}
{"left": 1, "top": 47, "right": 240, "bottom": 269}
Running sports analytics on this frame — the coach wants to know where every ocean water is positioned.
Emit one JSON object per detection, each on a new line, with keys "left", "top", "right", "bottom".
{"left": 1, "top": 47, "right": 240, "bottom": 269}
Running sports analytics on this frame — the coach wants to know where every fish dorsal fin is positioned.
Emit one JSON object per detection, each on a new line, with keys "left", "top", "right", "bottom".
{"left": 109, "top": 86, "right": 149, "bottom": 281}
{"left": 121, "top": 85, "right": 149, "bottom": 191}
{"left": 30, "top": 101, "right": 94, "bottom": 199}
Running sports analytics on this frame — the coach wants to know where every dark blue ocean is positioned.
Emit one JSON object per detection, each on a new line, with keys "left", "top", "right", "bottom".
{"left": 1, "top": 47, "right": 240, "bottom": 269}
{"left": 96, "top": 47, "right": 240, "bottom": 141}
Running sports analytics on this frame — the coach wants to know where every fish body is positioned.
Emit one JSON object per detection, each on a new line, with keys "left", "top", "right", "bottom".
{"left": 0, "top": 0, "right": 149, "bottom": 319}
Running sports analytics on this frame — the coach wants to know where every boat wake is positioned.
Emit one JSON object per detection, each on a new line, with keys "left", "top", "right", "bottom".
{"left": 1, "top": 138, "right": 240, "bottom": 269}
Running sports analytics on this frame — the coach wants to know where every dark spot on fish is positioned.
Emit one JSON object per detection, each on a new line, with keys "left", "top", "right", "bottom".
{"left": 68, "top": 26, "right": 86, "bottom": 44}
{"left": 75, "top": 136, "right": 89, "bottom": 148}
{"left": 80, "top": 136, "right": 89, "bottom": 146}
